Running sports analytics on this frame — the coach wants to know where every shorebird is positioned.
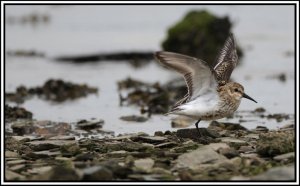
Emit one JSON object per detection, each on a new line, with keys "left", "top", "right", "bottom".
{"left": 154, "top": 34, "right": 257, "bottom": 137}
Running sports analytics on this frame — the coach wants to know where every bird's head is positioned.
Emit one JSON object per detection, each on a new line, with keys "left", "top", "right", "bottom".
{"left": 227, "top": 82, "right": 257, "bottom": 103}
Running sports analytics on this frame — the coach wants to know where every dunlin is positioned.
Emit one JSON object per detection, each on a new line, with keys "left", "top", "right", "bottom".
{"left": 154, "top": 34, "right": 257, "bottom": 137}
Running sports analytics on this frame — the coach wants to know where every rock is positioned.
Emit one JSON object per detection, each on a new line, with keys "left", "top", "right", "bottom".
{"left": 251, "top": 165, "right": 295, "bottom": 180}
{"left": 6, "top": 159, "right": 26, "bottom": 165}
{"left": 27, "top": 166, "right": 52, "bottom": 174}
{"left": 5, "top": 170, "right": 25, "bottom": 180}
{"left": 209, "top": 121, "right": 248, "bottom": 131}
{"left": 5, "top": 136, "right": 32, "bottom": 154}
{"left": 82, "top": 166, "right": 113, "bottom": 180}
{"left": 107, "top": 150, "right": 128, "bottom": 158}
{"left": 11, "top": 135, "right": 43, "bottom": 142}
{"left": 254, "top": 107, "right": 266, "bottom": 113}
{"left": 219, "top": 147, "right": 239, "bottom": 159}
{"left": 112, "top": 132, "right": 148, "bottom": 140}
{"left": 238, "top": 146, "right": 255, "bottom": 153}
{"left": 120, "top": 115, "right": 148, "bottom": 122}
{"left": 99, "top": 160, "right": 132, "bottom": 179}
{"left": 134, "top": 158, "right": 155, "bottom": 172}
{"left": 49, "top": 135, "right": 75, "bottom": 140}
{"left": 27, "top": 150, "right": 61, "bottom": 159}
{"left": 33, "top": 165, "right": 80, "bottom": 180}
{"left": 5, "top": 105, "right": 32, "bottom": 121}
{"left": 273, "top": 152, "right": 295, "bottom": 161}
{"left": 206, "top": 143, "right": 230, "bottom": 151}
{"left": 176, "top": 128, "right": 220, "bottom": 140}
{"left": 280, "top": 123, "right": 294, "bottom": 131}
{"left": 162, "top": 10, "right": 243, "bottom": 64}
{"left": 26, "top": 140, "right": 76, "bottom": 151}
{"left": 11, "top": 120, "right": 36, "bottom": 135}
{"left": 34, "top": 121, "right": 71, "bottom": 137}
{"left": 74, "top": 152, "right": 96, "bottom": 161}
{"left": 5, "top": 151, "right": 20, "bottom": 158}
{"left": 9, "top": 164, "right": 26, "bottom": 172}
{"left": 219, "top": 137, "right": 248, "bottom": 148}
{"left": 255, "top": 126, "right": 269, "bottom": 132}
{"left": 267, "top": 114, "right": 290, "bottom": 122}
{"left": 77, "top": 119, "right": 104, "bottom": 130}
{"left": 60, "top": 143, "right": 81, "bottom": 156}
{"left": 171, "top": 116, "right": 194, "bottom": 128}
{"left": 256, "top": 131, "right": 294, "bottom": 157}
{"left": 175, "top": 146, "right": 227, "bottom": 170}
{"left": 154, "top": 131, "right": 164, "bottom": 136}
{"left": 134, "top": 136, "right": 167, "bottom": 144}
{"left": 155, "top": 142, "right": 177, "bottom": 148}
{"left": 170, "top": 141, "right": 199, "bottom": 153}
{"left": 243, "top": 134, "right": 259, "bottom": 140}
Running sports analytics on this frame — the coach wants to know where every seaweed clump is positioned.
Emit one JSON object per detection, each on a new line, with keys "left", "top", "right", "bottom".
{"left": 162, "top": 10, "right": 243, "bottom": 65}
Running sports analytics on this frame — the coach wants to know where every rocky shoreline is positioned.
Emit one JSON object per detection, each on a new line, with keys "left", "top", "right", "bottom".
{"left": 5, "top": 109, "right": 295, "bottom": 181}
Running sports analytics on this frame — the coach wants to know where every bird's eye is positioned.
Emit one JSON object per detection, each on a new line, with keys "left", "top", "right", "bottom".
{"left": 234, "top": 88, "right": 239, "bottom": 92}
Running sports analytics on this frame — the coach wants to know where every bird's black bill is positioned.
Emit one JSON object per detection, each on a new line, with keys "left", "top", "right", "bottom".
{"left": 243, "top": 93, "right": 257, "bottom": 103}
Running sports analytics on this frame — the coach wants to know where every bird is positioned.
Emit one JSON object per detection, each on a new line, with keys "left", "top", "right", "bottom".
{"left": 154, "top": 33, "right": 257, "bottom": 137}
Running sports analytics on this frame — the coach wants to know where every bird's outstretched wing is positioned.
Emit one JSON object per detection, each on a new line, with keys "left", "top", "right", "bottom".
{"left": 213, "top": 34, "right": 239, "bottom": 84}
{"left": 154, "top": 51, "right": 218, "bottom": 104}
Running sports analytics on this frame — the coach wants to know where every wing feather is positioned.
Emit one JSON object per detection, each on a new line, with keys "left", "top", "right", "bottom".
{"left": 213, "top": 34, "right": 239, "bottom": 83}
{"left": 154, "top": 51, "right": 217, "bottom": 103}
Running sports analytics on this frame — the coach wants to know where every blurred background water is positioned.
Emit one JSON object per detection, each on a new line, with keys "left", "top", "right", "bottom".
{"left": 5, "top": 5, "right": 295, "bottom": 135}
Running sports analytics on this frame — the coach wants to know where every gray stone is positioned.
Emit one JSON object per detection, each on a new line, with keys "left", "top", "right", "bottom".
{"left": 134, "top": 158, "right": 155, "bottom": 172}
{"left": 175, "top": 146, "right": 227, "bottom": 170}
{"left": 273, "top": 152, "right": 295, "bottom": 161}
{"left": 252, "top": 165, "right": 295, "bottom": 180}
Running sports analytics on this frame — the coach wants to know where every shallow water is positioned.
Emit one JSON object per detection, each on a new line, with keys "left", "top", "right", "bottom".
{"left": 5, "top": 5, "right": 295, "bottom": 135}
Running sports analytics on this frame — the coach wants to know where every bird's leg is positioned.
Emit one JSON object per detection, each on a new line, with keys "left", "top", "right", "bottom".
{"left": 195, "top": 119, "right": 202, "bottom": 137}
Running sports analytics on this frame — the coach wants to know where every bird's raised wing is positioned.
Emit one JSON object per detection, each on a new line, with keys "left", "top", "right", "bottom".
{"left": 154, "top": 51, "right": 217, "bottom": 101}
{"left": 213, "top": 34, "right": 238, "bottom": 84}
